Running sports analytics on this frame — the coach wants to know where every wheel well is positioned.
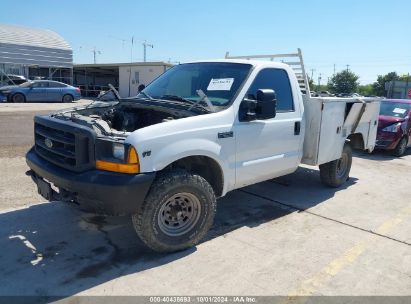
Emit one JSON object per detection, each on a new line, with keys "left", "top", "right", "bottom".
{"left": 12, "top": 92, "right": 25, "bottom": 100}
{"left": 347, "top": 133, "right": 364, "bottom": 150}
{"left": 63, "top": 93, "right": 73, "bottom": 99}
{"left": 164, "top": 156, "right": 224, "bottom": 197}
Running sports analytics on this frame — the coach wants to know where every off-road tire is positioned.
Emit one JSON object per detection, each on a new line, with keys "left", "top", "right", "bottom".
{"left": 62, "top": 94, "right": 73, "bottom": 103}
{"left": 320, "top": 143, "right": 352, "bottom": 187}
{"left": 132, "top": 170, "right": 216, "bottom": 253}
{"left": 12, "top": 93, "right": 25, "bottom": 103}
{"left": 392, "top": 137, "right": 408, "bottom": 157}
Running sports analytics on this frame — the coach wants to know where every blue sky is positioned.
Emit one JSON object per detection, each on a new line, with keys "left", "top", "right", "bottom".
{"left": 2, "top": 0, "right": 410, "bottom": 84}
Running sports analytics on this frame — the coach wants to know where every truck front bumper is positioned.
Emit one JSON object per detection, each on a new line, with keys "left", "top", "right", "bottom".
{"left": 26, "top": 147, "right": 156, "bottom": 216}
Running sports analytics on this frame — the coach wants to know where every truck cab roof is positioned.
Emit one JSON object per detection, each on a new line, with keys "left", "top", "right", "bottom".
{"left": 186, "top": 59, "right": 291, "bottom": 70}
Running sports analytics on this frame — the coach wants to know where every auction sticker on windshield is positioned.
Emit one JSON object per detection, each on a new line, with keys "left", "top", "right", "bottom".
{"left": 393, "top": 108, "right": 406, "bottom": 114}
{"left": 207, "top": 78, "right": 234, "bottom": 91}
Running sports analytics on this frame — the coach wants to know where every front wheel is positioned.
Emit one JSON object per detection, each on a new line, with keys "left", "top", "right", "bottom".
{"left": 12, "top": 93, "right": 25, "bottom": 103}
{"left": 319, "top": 143, "right": 352, "bottom": 187}
{"left": 392, "top": 137, "right": 408, "bottom": 157}
{"left": 132, "top": 170, "right": 216, "bottom": 253}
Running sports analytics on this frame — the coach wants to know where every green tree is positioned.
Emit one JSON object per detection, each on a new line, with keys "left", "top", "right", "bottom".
{"left": 372, "top": 72, "right": 400, "bottom": 97}
{"left": 399, "top": 74, "right": 411, "bottom": 82}
{"left": 308, "top": 77, "right": 315, "bottom": 91}
{"left": 358, "top": 84, "right": 375, "bottom": 96}
{"left": 328, "top": 70, "right": 360, "bottom": 94}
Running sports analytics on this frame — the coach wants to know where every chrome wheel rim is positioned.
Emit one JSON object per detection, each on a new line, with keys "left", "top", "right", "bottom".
{"left": 336, "top": 153, "right": 348, "bottom": 178}
{"left": 158, "top": 192, "right": 201, "bottom": 237}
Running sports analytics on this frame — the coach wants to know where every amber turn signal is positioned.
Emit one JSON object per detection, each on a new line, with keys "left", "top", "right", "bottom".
{"left": 128, "top": 146, "right": 139, "bottom": 164}
{"left": 96, "top": 146, "right": 140, "bottom": 174}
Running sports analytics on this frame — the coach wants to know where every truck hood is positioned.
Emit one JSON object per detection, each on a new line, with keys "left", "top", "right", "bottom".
{"left": 378, "top": 115, "right": 406, "bottom": 129}
{"left": 51, "top": 100, "right": 206, "bottom": 138}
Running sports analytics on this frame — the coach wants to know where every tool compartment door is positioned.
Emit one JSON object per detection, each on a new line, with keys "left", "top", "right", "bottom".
{"left": 317, "top": 101, "right": 346, "bottom": 165}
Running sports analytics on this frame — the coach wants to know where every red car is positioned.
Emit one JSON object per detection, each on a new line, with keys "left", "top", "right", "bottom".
{"left": 376, "top": 99, "right": 411, "bottom": 156}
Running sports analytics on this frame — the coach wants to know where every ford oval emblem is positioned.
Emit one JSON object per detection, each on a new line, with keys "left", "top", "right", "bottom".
{"left": 45, "top": 138, "right": 53, "bottom": 149}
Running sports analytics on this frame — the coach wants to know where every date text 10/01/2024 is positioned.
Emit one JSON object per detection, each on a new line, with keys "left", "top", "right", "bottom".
{"left": 149, "top": 296, "right": 257, "bottom": 303}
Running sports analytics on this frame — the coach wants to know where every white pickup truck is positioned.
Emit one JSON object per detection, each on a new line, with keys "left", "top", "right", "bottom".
{"left": 26, "top": 49, "right": 380, "bottom": 252}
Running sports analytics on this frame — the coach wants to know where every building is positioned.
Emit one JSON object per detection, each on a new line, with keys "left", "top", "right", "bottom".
{"left": 0, "top": 23, "right": 73, "bottom": 84}
{"left": 73, "top": 62, "right": 173, "bottom": 98}
{"left": 0, "top": 23, "right": 172, "bottom": 96}
{"left": 385, "top": 80, "right": 411, "bottom": 99}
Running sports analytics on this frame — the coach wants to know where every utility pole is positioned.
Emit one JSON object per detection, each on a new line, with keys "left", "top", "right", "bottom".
{"left": 310, "top": 68, "right": 315, "bottom": 81}
{"left": 130, "top": 36, "right": 134, "bottom": 62}
{"left": 318, "top": 73, "right": 322, "bottom": 91}
{"left": 91, "top": 47, "right": 101, "bottom": 64}
{"left": 333, "top": 64, "right": 336, "bottom": 75}
{"left": 346, "top": 64, "right": 350, "bottom": 72}
{"left": 128, "top": 36, "right": 134, "bottom": 97}
{"left": 142, "top": 40, "right": 154, "bottom": 62}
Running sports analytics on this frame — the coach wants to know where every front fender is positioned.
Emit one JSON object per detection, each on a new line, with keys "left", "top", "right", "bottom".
{"left": 140, "top": 138, "right": 232, "bottom": 195}
{"left": 152, "top": 138, "right": 225, "bottom": 171}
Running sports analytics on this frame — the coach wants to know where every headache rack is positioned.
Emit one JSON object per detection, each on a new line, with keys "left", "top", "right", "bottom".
{"left": 225, "top": 48, "right": 311, "bottom": 98}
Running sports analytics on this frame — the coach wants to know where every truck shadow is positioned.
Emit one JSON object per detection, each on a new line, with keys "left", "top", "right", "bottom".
{"left": 353, "top": 148, "right": 411, "bottom": 161}
{"left": 0, "top": 167, "right": 356, "bottom": 300}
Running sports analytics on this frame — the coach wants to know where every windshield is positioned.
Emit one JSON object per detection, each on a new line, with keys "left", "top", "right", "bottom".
{"left": 19, "top": 81, "right": 33, "bottom": 87}
{"left": 380, "top": 101, "right": 411, "bottom": 118}
{"left": 138, "top": 62, "right": 252, "bottom": 108}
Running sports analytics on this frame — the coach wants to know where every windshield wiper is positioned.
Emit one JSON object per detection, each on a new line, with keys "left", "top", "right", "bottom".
{"left": 160, "top": 95, "right": 211, "bottom": 112}
{"left": 191, "top": 90, "right": 215, "bottom": 112}
{"left": 160, "top": 95, "right": 192, "bottom": 103}
{"left": 139, "top": 91, "right": 153, "bottom": 100}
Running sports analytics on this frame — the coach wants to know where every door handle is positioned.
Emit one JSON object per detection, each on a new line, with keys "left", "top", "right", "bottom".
{"left": 294, "top": 121, "right": 301, "bottom": 135}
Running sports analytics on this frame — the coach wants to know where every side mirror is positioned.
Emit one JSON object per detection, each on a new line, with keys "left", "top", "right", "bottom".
{"left": 241, "top": 89, "right": 277, "bottom": 121}
{"left": 138, "top": 84, "right": 145, "bottom": 92}
{"left": 256, "top": 89, "right": 277, "bottom": 119}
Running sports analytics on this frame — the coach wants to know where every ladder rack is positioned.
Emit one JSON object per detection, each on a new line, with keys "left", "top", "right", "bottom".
{"left": 225, "top": 48, "right": 311, "bottom": 97}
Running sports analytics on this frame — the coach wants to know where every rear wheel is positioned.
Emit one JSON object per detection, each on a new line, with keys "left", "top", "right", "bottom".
{"left": 392, "top": 137, "right": 408, "bottom": 157}
{"left": 320, "top": 143, "right": 352, "bottom": 187}
{"left": 12, "top": 93, "right": 25, "bottom": 103}
{"left": 62, "top": 94, "right": 73, "bottom": 103}
{"left": 132, "top": 170, "right": 216, "bottom": 253}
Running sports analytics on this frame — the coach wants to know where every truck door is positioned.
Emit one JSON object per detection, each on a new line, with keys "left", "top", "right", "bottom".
{"left": 234, "top": 68, "right": 303, "bottom": 188}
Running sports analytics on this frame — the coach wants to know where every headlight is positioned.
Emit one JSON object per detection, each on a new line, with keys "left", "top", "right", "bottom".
{"left": 112, "top": 143, "right": 126, "bottom": 160}
{"left": 382, "top": 123, "right": 401, "bottom": 132}
{"left": 95, "top": 140, "right": 140, "bottom": 174}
